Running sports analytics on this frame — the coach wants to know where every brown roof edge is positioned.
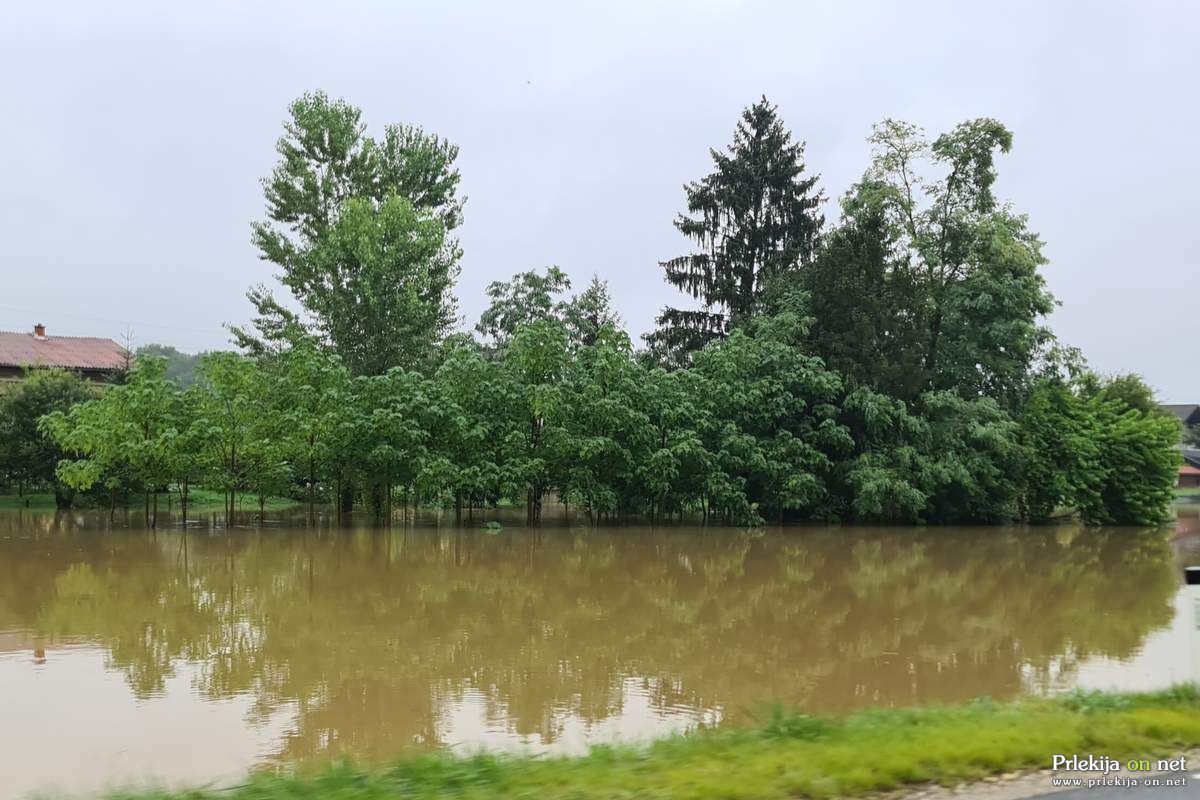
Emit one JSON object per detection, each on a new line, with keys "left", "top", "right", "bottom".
{"left": 0, "top": 330, "right": 127, "bottom": 371}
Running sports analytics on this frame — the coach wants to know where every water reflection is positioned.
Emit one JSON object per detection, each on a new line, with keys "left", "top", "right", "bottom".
{"left": 0, "top": 510, "right": 1194, "bottom": 797}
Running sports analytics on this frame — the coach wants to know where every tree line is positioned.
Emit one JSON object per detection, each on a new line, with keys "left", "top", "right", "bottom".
{"left": 5, "top": 92, "right": 1181, "bottom": 525}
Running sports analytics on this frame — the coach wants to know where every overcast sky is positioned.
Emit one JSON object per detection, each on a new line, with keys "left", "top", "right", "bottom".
{"left": 2, "top": 1, "right": 1196, "bottom": 400}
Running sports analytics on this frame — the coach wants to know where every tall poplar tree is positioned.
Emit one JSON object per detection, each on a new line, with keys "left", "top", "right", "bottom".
{"left": 860, "top": 118, "right": 1055, "bottom": 406}
{"left": 240, "top": 91, "right": 464, "bottom": 374}
{"left": 645, "top": 96, "right": 824, "bottom": 364}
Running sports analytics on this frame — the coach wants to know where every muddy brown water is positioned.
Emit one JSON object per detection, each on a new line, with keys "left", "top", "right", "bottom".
{"left": 1, "top": 506, "right": 1198, "bottom": 798}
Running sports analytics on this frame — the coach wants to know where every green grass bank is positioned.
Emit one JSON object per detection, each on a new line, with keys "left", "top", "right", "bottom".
{"left": 0, "top": 490, "right": 299, "bottom": 513}
{"left": 103, "top": 687, "right": 1200, "bottom": 800}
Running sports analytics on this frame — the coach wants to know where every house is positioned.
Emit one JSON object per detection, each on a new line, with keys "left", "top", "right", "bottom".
{"left": 1179, "top": 447, "right": 1200, "bottom": 490}
{"left": 1162, "top": 404, "right": 1200, "bottom": 430}
{"left": 1161, "top": 405, "right": 1200, "bottom": 489}
{"left": 0, "top": 323, "right": 127, "bottom": 387}
{"left": 1180, "top": 465, "right": 1200, "bottom": 490}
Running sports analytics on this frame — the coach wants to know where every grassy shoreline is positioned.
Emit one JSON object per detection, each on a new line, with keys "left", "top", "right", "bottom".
{"left": 0, "top": 489, "right": 300, "bottom": 513}
{"left": 99, "top": 687, "right": 1200, "bottom": 800}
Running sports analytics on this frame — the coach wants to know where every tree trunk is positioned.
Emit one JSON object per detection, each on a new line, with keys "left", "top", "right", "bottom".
{"left": 335, "top": 479, "right": 342, "bottom": 522}
{"left": 370, "top": 482, "right": 386, "bottom": 520}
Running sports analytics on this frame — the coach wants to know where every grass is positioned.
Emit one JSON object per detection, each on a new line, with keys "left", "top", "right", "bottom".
{"left": 0, "top": 489, "right": 300, "bottom": 513}
{"left": 1176, "top": 486, "right": 1200, "bottom": 498}
{"left": 101, "top": 687, "right": 1200, "bottom": 800}
{"left": 177, "top": 489, "right": 300, "bottom": 513}
{"left": 0, "top": 492, "right": 56, "bottom": 509}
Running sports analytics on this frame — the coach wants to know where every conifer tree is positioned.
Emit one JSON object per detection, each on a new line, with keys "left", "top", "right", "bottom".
{"left": 646, "top": 96, "right": 824, "bottom": 364}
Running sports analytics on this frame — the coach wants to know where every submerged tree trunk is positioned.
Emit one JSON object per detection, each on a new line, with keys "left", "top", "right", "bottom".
{"left": 370, "top": 482, "right": 386, "bottom": 520}
{"left": 526, "top": 487, "right": 543, "bottom": 526}
{"left": 53, "top": 485, "right": 72, "bottom": 510}
{"left": 307, "top": 453, "right": 316, "bottom": 522}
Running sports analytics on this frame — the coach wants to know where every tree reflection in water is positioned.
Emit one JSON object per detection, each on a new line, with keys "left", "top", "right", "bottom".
{"left": 0, "top": 510, "right": 1182, "bottom": 765}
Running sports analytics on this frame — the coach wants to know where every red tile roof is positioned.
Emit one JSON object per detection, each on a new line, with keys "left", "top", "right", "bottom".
{"left": 1180, "top": 465, "right": 1200, "bottom": 477}
{"left": 0, "top": 330, "right": 127, "bottom": 371}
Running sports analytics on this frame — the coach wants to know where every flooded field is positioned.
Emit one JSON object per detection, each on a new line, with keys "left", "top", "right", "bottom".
{"left": 1, "top": 507, "right": 1197, "bottom": 798}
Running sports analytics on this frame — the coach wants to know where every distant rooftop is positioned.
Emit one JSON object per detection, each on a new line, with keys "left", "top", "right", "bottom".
{"left": 1181, "top": 447, "right": 1200, "bottom": 469}
{"left": 0, "top": 324, "right": 126, "bottom": 372}
{"left": 1161, "top": 404, "right": 1200, "bottom": 424}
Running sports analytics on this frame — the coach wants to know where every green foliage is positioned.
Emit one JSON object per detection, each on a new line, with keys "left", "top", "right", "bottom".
{"left": 37, "top": 96, "right": 1175, "bottom": 527}
{"left": 477, "top": 269, "right": 624, "bottom": 355}
{"left": 42, "top": 359, "right": 201, "bottom": 518}
{"left": 563, "top": 275, "right": 623, "bottom": 348}
{"left": 1017, "top": 381, "right": 1103, "bottom": 523}
{"left": 296, "top": 194, "right": 455, "bottom": 374}
{"left": 476, "top": 266, "right": 571, "bottom": 348}
{"left": 647, "top": 96, "right": 824, "bottom": 364}
{"left": 0, "top": 369, "right": 95, "bottom": 505}
{"left": 1077, "top": 376, "right": 1180, "bottom": 525}
{"left": 246, "top": 90, "right": 463, "bottom": 374}
{"left": 837, "top": 389, "right": 1023, "bottom": 524}
{"left": 1018, "top": 373, "right": 1179, "bottom": 526}
{"left": 800, "top": 183, "right": 926, "bottom": 399}
{"left": 194, "top": 352, "right": 277, "bottom": 507}
{"left": 692, "top": 315, "right": 851, "bottom": 522}
{"left": 812, "top": 118, "right": 1055, "bottom": 407}
{"left": 136, "top": 344, "right": 205, "bottom": 386}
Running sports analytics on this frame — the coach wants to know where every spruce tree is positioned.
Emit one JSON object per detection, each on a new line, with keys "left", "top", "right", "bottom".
{"left": 645, "top": 97, "right": 824, "bottom": 364}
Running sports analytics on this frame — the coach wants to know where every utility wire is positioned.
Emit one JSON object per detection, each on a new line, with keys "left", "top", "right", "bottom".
{"left": 0, "top": 304, "right": 234, "bottom": 337}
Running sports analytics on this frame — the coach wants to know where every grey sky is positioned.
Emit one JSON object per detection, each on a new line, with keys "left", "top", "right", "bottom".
{"left": 2, "top": 1, "right": 1195, "bottom": 400}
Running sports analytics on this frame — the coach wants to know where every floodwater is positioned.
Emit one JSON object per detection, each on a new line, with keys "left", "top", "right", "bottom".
{"left": 1, "top": 506, "right": 1198, "bottom": 798}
